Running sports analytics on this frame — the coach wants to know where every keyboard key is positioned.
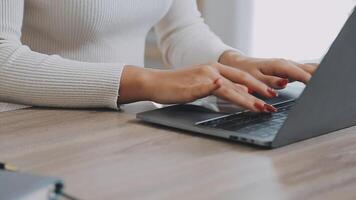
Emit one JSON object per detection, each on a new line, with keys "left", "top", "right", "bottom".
{"left": 197, "top": 100, "right": 295, "bottom": 135}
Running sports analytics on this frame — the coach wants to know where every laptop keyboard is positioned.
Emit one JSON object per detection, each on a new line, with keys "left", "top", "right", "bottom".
{"left": 197, "top": 100, "right": 295, "bottom": 138}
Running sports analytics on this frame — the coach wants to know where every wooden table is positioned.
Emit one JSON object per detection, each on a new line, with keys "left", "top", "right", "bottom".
{"left": 1, "top": 102, "right": 356, "bottom": 200}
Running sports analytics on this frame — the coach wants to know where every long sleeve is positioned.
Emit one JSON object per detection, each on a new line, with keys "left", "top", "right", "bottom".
{"left": 0, "top": 0, "right": 124, "bottom": 109}
{"left": 154, "top": 0, "right": 240, "bottom": 68}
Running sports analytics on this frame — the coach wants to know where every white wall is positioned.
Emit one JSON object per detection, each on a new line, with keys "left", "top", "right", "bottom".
{"left": 202, "top": 0, "right": 355, "bottom": 60}
{"left": 251, "top": 0, "right": 355, "bottom": 60}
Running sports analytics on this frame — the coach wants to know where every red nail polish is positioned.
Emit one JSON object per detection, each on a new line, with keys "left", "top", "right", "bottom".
{"left": 277, "top": 79, "right": 289, "bottom": 88}
{"left": 248, "top": 88, "right": 254, "bottom": 94}
{"left": 267, "top": 88, "right": 278, "bottom": 97}
{"left": 264, "top": 104, "right": 278, "bottom": 113}
{"left": 254, "top": 102, "right": 265, "bottom": 112}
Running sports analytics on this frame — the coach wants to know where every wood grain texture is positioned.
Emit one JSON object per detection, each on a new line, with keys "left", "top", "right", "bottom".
{"left": 0, "top": 102, "right": 30, "bottom": 113}
{"left": 1, "top": 106, "right": 356, "bottom": 200}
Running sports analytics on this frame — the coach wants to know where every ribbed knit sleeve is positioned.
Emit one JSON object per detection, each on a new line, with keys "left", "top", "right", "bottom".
{"left": 154, "top": 0, "right": 242, "bottom": 68}
{"left": 0, "top": 0, "right": 124, "bottom": 109}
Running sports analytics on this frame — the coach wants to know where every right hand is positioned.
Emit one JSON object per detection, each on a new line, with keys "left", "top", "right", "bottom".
{"left": 118, "top": 63, "right": 278, "bottom": 112}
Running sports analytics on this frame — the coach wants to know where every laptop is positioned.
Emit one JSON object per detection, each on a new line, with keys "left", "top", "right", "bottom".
{"left": 137, "top": 8, "right": 356, "bottom": 149}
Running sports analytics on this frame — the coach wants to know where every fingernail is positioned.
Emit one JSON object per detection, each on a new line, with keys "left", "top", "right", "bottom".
{"left": 277, "top": 79, "right": 289, "bottom": 88}
{"left": 264, "top": 104, "right": 278, "bottom": 113}
{"left": 267, "top": 88, "right": 278, "bottom": 97}
{"left": 248, "top": 88, "right": 254, "bottom": 94}
{"left": 254, "top": 102, "right": 265, "bottom": 112}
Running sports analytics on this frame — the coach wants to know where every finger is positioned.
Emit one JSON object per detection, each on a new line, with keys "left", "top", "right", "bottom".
{"left": 189, "top": 78, "right": 222, "bottom": 101}
{"left": 215, "top": 63, "right": 278, "bottom": 98}
{"left": 260, "top": 60, "right": 312, "bottom": 84}
{"left": 214, "top": 86, "right": 260, "bottom": 112}
{"left": 222, "top": 77, "right": 251, "bottom": 94}
{"left": 234, "top": 84, "right": 255, "bottom": 94}
{"left": 256, "top": 72, "right": 289, "bottom": 89}
{"left": 294, "top": 62, "right": 318, "bottom": 75}
{"left": 214, "top": 79, "right": 277, "bottom": 112}
{"left": 233, "top": 86, "right": 277, "bottom": 112}
{"left": 234, "top": 84, "right": 249, "bottom": 93}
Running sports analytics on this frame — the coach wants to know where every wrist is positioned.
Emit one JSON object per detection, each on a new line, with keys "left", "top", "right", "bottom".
{"left": 118, "top": 65, "right": 156, "bottom": 104}
{"left": 219, "top": 50, "right": 247, "bottom": 66}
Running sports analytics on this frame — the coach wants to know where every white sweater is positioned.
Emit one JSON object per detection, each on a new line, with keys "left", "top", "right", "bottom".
{"left": 0, "top": 0, "right": 235, "bottom": 109}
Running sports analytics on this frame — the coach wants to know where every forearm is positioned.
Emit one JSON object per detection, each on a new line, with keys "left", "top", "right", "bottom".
{"left": 0, "top": 0, "right": 124, "bottom": 109}
{"left": 155, "top": 0, "right": 238, "bottom": 68}
{"left": 0, "top": 42, "right": 123, "bottom": 109}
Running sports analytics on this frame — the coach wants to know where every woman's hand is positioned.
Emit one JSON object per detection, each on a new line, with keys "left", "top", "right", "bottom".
{"left": 118, "top": 64, "right": 279, "bottom": 112}
{"left": 219, "top": 51, "right": 318, "bottom": 90}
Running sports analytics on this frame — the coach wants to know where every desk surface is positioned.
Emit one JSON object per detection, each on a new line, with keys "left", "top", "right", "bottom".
{"left": 1, "top": 102, "right": 356, "bottom": 200}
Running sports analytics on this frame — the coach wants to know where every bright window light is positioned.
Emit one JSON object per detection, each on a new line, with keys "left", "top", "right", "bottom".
{"left": 251, "top": 0, "right": 355, "bottom": 61}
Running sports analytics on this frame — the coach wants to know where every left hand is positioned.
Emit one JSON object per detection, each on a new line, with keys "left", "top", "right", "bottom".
{"left": 219, "top": 51, "right": 318, "bottom": 90}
